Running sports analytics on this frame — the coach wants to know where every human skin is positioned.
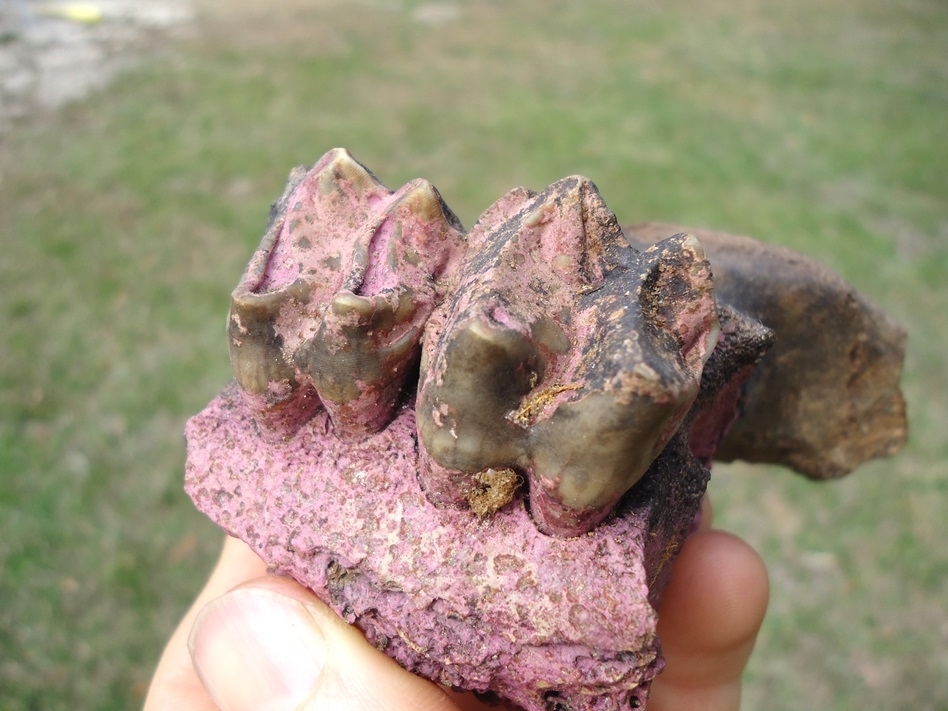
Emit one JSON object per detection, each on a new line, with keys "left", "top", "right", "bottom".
{"left": 144, "top": 496, "right": 769, "bottom": 711}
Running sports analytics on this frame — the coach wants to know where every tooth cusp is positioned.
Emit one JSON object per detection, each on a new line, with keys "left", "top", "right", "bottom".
{"left": 639, "top": 233, "right": 720, "bottom": 373}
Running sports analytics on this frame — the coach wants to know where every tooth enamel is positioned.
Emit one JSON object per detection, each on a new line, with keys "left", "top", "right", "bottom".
{"left": 418, "top": 318, "right": 538, "bottom": 473}
{"left": 329, "top": 291, "right": 374, "bottom": 318}
{"left": 400, "top": 180, "right": 447, "bottom": 222}
{"left": 228, "top": 282, "right": 311, "bottom": 397}
{"left": 680, "top": 232, "right": 705, "bottom": 259}
{"left": 701, "top": 317, "right": 722, "bottom": 366}
{"left": 321, "top": 148, "right": 383, "bottom": 197}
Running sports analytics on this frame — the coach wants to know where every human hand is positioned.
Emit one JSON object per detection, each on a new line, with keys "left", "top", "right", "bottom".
{"left": 144, "top": 498, "right": 768, "bottom": 711}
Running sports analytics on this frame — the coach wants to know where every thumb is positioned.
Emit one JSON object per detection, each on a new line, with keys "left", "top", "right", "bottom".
{"left": 188, "top": 576, "right": 462, "bottom": 711}
{"left": 649, "top": 529, "right": 770, "bottom": 711}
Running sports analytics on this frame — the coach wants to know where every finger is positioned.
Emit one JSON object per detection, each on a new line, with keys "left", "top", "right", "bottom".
{"left": 648, "top": 530, "right": 769, "bottom": 711}
{"left": 188, "top": 575, "right": 472, "bottom": 711}
{"left": 144, "top": 536, "right": 269, "bottom": 711}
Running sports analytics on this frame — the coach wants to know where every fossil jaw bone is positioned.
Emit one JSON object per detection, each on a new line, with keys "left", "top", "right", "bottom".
{"left": 192, "top": 151, "right": 909, "bottom": 711}
{"left": 625, "top": 222, "right": 908, "bottom": 478}
{"left": 224, "top": 148, "right": 906, "bottom": 540}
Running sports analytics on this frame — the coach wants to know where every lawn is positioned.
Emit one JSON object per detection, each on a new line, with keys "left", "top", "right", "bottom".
{"left": 1, "top": 0, "right": 946, "bottom": 709}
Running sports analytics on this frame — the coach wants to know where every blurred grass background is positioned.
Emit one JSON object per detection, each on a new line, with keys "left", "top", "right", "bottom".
{"left": 1, "top": 0, "right": 945, "bottom": 708}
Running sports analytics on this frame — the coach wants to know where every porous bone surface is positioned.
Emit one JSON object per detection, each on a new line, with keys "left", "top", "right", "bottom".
{"left": 186, "top": 385, "right": 710, "bottom": 710}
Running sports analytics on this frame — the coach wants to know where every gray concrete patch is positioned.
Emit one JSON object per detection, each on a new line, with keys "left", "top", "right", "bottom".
{"left": 0, "top": 0, "right": 194, "bottom": 129}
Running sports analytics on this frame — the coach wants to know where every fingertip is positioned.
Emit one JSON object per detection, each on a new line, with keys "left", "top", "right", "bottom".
{"left": 188, "top": 584, "right": 329, "bottom": 711}
{"left": 660, "top": 530, "right": 768, "bottom": 651}
{"left": 651, "top": 530, "right": 769, "bottom": 708}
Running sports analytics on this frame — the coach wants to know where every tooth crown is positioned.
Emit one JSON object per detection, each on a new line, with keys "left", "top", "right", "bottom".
{"left": 228, "top": 148, "right": 466, "bottom": 437}
{"left": 228, "top": 151, "right": 724, "bottom": 535}
{"left": 228, "top": 149, "right": 724, "bottom": 537}
{"left": 416, "top": 179, "right": 720, "bottom": 535}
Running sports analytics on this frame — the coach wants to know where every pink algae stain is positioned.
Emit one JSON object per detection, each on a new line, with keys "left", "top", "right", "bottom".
{"left": 360, "top": 212, "right": 401, "bottom": 295}
{"left": 489, "top": 304, "right": 525, "bottom": 331}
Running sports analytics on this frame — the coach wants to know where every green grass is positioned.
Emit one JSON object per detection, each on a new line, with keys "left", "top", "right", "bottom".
{"left": 1, "top": 1, "right": 946, "bottom": 708}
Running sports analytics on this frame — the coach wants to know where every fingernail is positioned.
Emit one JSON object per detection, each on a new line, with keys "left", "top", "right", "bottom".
{"left": 189, "top": 587, "right": 327, "bottom": 711}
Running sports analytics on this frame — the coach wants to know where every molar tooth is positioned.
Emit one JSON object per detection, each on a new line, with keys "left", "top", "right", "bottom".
{"left": 228, "top": 148, "right": 467, "bottom": 438}
{"left": 414, "top": 184, "right": 720, "bottom": 535}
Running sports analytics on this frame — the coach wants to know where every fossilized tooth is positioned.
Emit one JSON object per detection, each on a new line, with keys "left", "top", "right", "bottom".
{"left": 188, "top": 153, "right": 909, "bottom": 711}
{"left": 228, "top": 148, "right": 466, "bottom": 436}
{"left": 417, "top": 177, "right": 722, "bottom": 535}
{"left": 625, "top": 222, "right": 908, "bottom": 478}
{"left": 527, "top": 234, "right": 722, "bottom": 535}
{"left": 416, "top": 177, "right": 617, "bottom": 508}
